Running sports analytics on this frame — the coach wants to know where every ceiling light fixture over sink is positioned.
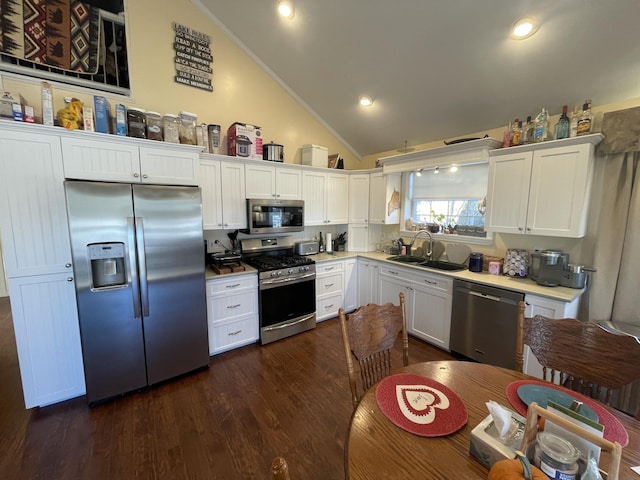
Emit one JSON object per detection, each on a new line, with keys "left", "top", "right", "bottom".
{"left": 277, "top": 1, "right": 295, "bottom": 19}
{"left": 511, "top": 17, "right": 538, "bottom": 39}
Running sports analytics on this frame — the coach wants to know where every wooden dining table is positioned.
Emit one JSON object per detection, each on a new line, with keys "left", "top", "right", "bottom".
{"left": 345, "top": 361, "right": 640, "bottom": 479}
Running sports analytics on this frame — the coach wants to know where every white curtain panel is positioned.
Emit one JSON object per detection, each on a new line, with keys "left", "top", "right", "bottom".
{"left": 589, "top": 152, "right": 640, "bottom": 324}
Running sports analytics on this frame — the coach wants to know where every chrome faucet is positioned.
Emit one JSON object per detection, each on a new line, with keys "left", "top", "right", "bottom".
{"left": 408, "top": 230, "right": 433, "bottom": 258}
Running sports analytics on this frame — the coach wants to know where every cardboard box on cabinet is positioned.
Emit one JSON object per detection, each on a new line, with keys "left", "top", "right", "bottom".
{"left": 301, "top": 144, "right": 328, "bottom": 167}
{"left": 227, "top": 122, "right": 263, "bottom": 160}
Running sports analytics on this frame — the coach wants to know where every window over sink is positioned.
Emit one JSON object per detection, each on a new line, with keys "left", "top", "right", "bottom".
{"left": 402, "top": 162, "right": 493, "bottom": 244}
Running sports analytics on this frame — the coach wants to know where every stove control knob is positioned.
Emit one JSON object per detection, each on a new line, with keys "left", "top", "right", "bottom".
{"left": 288, "top": 268, "right": 294, "bottom": 274}
{"left": 277, "top": 270, "right": 283, "bottom": 276}
{"left": 271, "top": 271, "right": 278, "bottom": 278}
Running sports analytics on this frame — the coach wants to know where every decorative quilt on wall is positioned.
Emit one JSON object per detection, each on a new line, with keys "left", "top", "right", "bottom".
{"left": 0, "top": 0, "right": 101, "bottom": 74}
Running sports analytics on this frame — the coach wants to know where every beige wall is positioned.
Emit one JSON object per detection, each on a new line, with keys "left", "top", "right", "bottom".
{"left": 0, "top": 0, "right": 364, "bottom": 169}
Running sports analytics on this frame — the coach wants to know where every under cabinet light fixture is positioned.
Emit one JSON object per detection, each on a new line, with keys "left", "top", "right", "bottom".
{"left": 434, "top": 166, "right": 440, "bottom": 174}
{"left": 511, "top": 17, "right": 538, "bottom": 39}
{"left": 278, "top": 1, "right": 295, "bottom": 19}
{"left": 415, "top": 169, "right": 423, "bottom": 177}
{"left": 450, "top": 165, "right": 458, "bottom": 173}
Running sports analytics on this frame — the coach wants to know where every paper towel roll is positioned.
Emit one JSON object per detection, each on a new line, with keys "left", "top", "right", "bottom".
{"left": 326, "top": 233, "right": 332, "bottom": 252}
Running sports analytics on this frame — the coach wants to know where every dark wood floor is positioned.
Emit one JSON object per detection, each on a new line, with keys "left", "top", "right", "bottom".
{"left": 0, "top": 297, "right": 457, "bottom": 479}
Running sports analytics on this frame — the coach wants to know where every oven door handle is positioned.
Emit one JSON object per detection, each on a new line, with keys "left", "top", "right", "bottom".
{"left": 263, "top": 313, "right": 316, "bottom": 332}
{"left": 260, "top": 272, "right": 316, "bottom": 288}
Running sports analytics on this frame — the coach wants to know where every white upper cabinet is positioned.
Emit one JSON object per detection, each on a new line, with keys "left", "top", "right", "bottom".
{"left": 348, "top": 174, "right": 370, "bottom": 223}
{"left": 486, "top": 135, "right": 603, "bottom": 238}
{"left": 302, "top": 169, "right": 349, "bottom": 226}
{"left": 61, "top": 135, "right": 200, "bottom": 186}
{"left": 245, "top": 162, "right": 302, "bottom": 200}
{"left": 369, "top": 172, "right": 401, "bottom": 224}
{"left": 200, "top": 155, "right": 247, "bottom": 230}
{"left": 0, "top": 129, "right": 73, "bottom": 277}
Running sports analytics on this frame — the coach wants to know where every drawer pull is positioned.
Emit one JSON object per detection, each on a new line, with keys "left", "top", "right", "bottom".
{"left": 389, "top": 271, "right": 399, "bottom": 275}
{"left": 227, "top": 304, "right": 241, "bottom": 309}
{"left": 424, "top": 280, "right": 437, "bottom": 285}
{"left": 225, "top": 283, "right": 241, "bottom": 289}
{"left": 325, "top": 304, "right": 334, "bottom": 309}
{"left": 228, "top": 330, "right": 242, "bottom": 336}
{"left": 324, "top": 267, "right": 334, "bottom": 271}
{"left": 324, "top": 283, "right": 334, "bottom": 288}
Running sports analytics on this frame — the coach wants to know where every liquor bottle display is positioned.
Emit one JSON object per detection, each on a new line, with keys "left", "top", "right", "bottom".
{"left": 569, "top": 105, "right": 581, "bottom": 138}
{"left": 522, "top": 115, "right": 534, "bottom": 145}
{"left": 502, "top": 121, "right": 512, "bottom": 148}
{"left": 554, "top": 105, "right": 570, "bottom": 140}
{"left": 511, "top": 119, "right": 522, "bottom": 146}
{"left": 576, "top": 99, "right": 593, "bottom": 136}
{"left": 534, "top": 107, "right": 550, "bottom": 143}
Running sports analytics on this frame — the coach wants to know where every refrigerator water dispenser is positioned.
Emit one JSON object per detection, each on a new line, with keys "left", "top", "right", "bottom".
{"left": 88, "top": 243, "right": 126, "bottom": 289}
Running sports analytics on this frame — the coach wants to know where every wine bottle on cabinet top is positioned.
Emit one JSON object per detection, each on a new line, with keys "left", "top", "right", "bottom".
{"left": 554, "top": 105, "right": 570, "bottom": 140}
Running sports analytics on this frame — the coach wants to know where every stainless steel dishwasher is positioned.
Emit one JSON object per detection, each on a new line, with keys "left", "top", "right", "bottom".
{"left": 450, "top": 279, "right": 524, "bottom": 369}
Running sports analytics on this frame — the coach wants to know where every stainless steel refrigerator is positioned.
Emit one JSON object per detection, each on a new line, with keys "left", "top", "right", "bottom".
{"left": 65, "top": 181, "right": 209, "bottom": 404}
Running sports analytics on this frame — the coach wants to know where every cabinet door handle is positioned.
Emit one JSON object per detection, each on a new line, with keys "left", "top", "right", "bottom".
{"left": 324, "top": 283, "right": 334, "bottom": 288}
{"left": 227, "top": 304, "right": 241, "bottom": 309}
{"left": 389, "top": 270, "right": 399, "bottom": 275}
{"left": 65, "top": 263, "right": 72, "bottom": 268}
{"left": 67, "top": 277, "right": 74, "bottom": 282}
{"left": 324, "top": 267, "right": 334, "bottom": 271}
{"left": 423, "top": 279, "right": 437, "bottom": 285}
{"left": 225, "top": 283, "right": 241, "bottom": 289}
{"left": 133, "top": 172, "right": 139, "bottom": 178}
{"left": 518, "top": 226, "right": 524, "bottom": 231}
{"left": 142, "top": 174, "right": 148, "bottom": 179}
{"left": 526, "top": 227, "right": 531, "bottom": 231}
{"left": 228, "top": 330, "right": 242, "bottom": 336}
{"left": 325, "top": 304, "right": 334, "bottom": 309}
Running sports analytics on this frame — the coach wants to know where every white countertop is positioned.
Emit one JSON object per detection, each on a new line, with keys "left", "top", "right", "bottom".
{"left": 205, "top": 262, "right": 258, "bottom": 280}
{"left": 311, "top": 251, "right": 583, "bottom": 303}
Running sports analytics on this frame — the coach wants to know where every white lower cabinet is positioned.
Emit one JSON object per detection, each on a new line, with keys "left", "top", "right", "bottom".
{"left": 521, "top": 293, "right": 581, "bottom": 379}
{"left": 206, "top": 274, "right": 258, "bottom": 355}
{"left": 343, "top": 258, "right": 357, "bottom": 313}
{"left": 315, "top": 260, "right": 344, "bottom": 321}
{"left": 379, "top": 264, "right": 452, "bottom": 350}
{"left": 8, "top": 273, "right": 86, "bottom": 408}
{"left": 357, "top": 258, "right": 380, "bottom": 306}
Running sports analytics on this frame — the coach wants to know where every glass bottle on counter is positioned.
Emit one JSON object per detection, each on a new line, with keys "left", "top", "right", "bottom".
{"left": 510, "top": 119, "right": 522, "bottom": 146}
{"left": 554, "top": 105, "right": 570, "bottom": 140}
{"left": 534, "top": 107, "right": 550, "bottom": 143}
{"left": 569, "top": 105, "right": 581, "bottom": 138}
{"left": 502, "top": 120, "right": 513, "bottom": 148}
{"left": 318, "top": 232, "right": 325, "bottom": 253}
{"left": 522, "top": 115, "right": 534, "bottom": 144}
{"left": 576, "top": 99, "right": 593, "bottom": 136}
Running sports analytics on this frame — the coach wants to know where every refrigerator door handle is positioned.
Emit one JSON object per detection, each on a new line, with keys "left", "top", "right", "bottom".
{"left": 127, "top": 217, "right": 142, "bottom": 318}
{"left": 135, "top": 217, "right": 150, "bottom": 317}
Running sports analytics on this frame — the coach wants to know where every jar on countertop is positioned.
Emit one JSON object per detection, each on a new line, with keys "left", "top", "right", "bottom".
{"left": 162, "top": 113, "right": 180, "bottom": 143}
{"left": 469, "top": 252, "right": 484, "bottom": 272}
{"left": 145, "top": 111, "right": 163, "bottom": 141}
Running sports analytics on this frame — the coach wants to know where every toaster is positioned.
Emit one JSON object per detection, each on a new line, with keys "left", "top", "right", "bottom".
{"left": 295, "top": 241, "right": 319, "bottom": 256}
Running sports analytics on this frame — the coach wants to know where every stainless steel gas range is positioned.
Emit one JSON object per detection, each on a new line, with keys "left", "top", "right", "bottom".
{"left": 241, "top": 237, "right": 316, "bottom": 344}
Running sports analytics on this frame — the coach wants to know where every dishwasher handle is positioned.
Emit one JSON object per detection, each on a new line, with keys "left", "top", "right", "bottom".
{"left": 469, "top": 290, "right": 502, "bottom": 302}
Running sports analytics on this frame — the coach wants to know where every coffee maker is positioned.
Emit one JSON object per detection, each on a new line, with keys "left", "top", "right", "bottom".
{"left": 529, "top": 250, "right": 569, "bottom": 286}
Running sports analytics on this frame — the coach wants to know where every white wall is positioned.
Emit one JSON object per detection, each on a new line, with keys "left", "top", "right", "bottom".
{"left": 0, "top": 244, "right": 8, "bottom": 297}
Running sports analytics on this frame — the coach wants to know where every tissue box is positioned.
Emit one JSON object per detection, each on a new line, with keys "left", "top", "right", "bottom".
{"left": 469, "top": 409, "right": 526, "bottom": 469}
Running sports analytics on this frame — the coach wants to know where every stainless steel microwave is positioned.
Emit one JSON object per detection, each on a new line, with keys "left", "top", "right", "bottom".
{"left": 244, "top": 199, "right": 304, "bottom": 234}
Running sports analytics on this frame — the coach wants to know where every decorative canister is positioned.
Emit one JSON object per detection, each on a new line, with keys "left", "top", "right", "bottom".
{"left": 503, "top": 248, "right": 528, "bottom": 277}
{"left": 126, "top": 107, "right": 146, "bottom": 139}
{"left": 469, "top": 252, "right": 483, "bottom": 272}
{"left": 178, "top": 111, "right": 198, "bottom": 145}
{"left": 162, "top": 113, "right": 180, "bottom": 143}
{"left": 145, "top": 111, "right": 163, "bottom": 141}
{"left": 534, "top": 432, "right": 579, "bottom": 480}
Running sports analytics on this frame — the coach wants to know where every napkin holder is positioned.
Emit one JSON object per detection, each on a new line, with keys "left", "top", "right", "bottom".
{"left": 470, "top": 407, "right": 526, "bottom": 468}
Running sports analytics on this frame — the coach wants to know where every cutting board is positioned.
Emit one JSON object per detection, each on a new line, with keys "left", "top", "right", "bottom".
{"left": 446, "top": 244, "right": 471, "bottom": 264}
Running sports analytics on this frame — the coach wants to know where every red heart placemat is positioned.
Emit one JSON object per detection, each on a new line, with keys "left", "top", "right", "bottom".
{"left": 375, "top": 373, "right": 467, "bottom": 437}
{"left": 506, "top": 380, "right": 629, "bottom": 447}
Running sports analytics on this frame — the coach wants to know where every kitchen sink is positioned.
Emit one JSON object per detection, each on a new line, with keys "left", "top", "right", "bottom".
{"left": 386, "top": 255, "right": 426, "bottom": 264}
{"left": 387, "top": 256, "right": 467, "bottom": 271}
{"left": 419, "top": 260, "right": 467, "bottom": 271}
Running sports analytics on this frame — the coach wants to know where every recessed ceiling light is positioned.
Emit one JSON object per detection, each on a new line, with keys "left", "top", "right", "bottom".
{"left": 359, "top": 95, "right": 373, "bottom": 107}
{"left": 511, "top": 17, "right": 538, "bottom": 39}
{"left": 278, "top": 1, "right": 295, "bottom": 19}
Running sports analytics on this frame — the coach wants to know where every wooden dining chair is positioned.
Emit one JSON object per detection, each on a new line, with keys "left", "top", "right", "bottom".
{"left": 271, "top": 456, "right": 290, "bottom": 480}
{"left": 339, "top": 292, "right": 408, "bottom": 409}
{"left": 515, "top": 301, "right": 640, "bottom": 419}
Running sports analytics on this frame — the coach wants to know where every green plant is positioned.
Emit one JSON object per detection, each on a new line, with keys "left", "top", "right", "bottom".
{"left": 430, "top": 210, "right": 446, "bottom": 226}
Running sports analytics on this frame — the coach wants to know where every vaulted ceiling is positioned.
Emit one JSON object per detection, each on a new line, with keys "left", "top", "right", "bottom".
{"left": 198, "top": 0, "right": 640, "bottom": 157}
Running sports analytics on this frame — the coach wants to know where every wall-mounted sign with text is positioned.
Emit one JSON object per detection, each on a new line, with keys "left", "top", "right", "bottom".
{"left": 173, "top": 22, "right": 213, "bottom": 92}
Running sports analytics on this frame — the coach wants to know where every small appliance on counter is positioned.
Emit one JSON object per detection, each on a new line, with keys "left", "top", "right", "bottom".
{"left": 560, "top": 264, "right": 596, "bottom": 289}
{"left": 295, "top": 240, "right": 319, "bottom": 256}
{"left": 529, "top": 250, "right": 569, "bottom": 286}
{"left": 263, "top": 141, "right": 284, "bottom": 162}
